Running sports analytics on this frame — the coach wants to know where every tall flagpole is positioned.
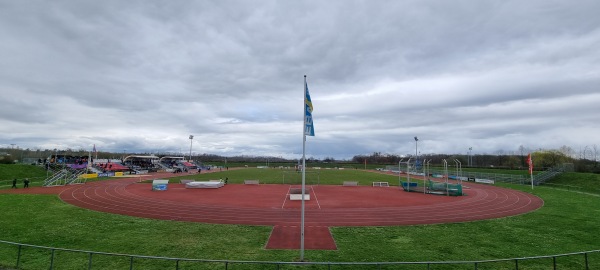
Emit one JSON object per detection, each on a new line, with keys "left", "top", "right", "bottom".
{"left": 300, "top": 75, "right": 307, "bottom": 261}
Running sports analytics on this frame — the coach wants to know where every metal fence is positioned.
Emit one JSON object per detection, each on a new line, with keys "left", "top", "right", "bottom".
{"left": 534, "top": 163, "right": 574, "bottom": 185}
{"left": 1, "top": 240, "right": 598, "bottom": 269}
{"left": 427, "top": 163, "right": 575, "bottom": 186}
{"left": 427, "top": 170, "right": 527, "bottom": 185}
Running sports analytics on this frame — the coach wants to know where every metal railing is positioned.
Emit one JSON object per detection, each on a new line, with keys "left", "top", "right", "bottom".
{"left": 427, "top": 163, "right": 574, "bottom": 186}
{"left": 65, "top": 169, "right": 87, "bottom": 185}
{"left": 43, "top": 169, "right": 68, "bottom": 186}
{"left": 1, "top": 240, "right": 598, "bottom": 269}
{"left": 42, "top": 167, "right": 88, "bottom": 187}
{"left": 534, "top": 163, "right": 574, "bottom": 185}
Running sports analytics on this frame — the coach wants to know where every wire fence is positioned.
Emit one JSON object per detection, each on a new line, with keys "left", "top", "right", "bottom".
{"left": 1, "top": 240, "right": 598, "bottom": 270}
{"left": 425, "top": 163, "right": 575, "bottom": 186}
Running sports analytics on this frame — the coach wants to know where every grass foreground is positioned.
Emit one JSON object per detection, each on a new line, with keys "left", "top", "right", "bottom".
{"left": 1, "top": 167, "right": 599, "bottom": 269}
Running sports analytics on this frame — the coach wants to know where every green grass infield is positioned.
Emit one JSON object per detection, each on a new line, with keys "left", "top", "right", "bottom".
{"left": 1, "top": 167, "right": 599, "bottom": 269}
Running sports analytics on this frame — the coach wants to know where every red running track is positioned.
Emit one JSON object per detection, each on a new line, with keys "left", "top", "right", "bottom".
{"left": 53, "top": 179, "right": 543, "bottom": 226}
{"left": 3, "top": 173, "right": 543, "bottom": 250}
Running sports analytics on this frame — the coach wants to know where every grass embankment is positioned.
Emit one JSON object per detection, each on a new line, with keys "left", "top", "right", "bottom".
{"left": 542, "top": 172, "right": 600, "bottom": 195}
{"left": 1, "top": 168, "right": 599, "bottom": 269}
{"left": 0, "top": 164, "right": 47, "bottom": 189}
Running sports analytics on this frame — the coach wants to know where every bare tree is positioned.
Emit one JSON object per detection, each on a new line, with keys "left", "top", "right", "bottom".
{"left": 582, "top": 145, "right": 590, "bottom": 160}
{"left": 559, "top": 145, "right": 575, "bottom": 158}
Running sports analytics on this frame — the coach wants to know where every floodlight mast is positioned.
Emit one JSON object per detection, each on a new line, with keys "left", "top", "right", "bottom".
{"left": 414, "top": 136, "right": 419, "bottom": 173}
{"left": 189, "top": 135, "right": 194, "bottom": 162}
{"left": 468, "top": 147, "right": 473, "bottom": 167}
{"left": 414, "top": 136, "right": 419, "bottom": 158}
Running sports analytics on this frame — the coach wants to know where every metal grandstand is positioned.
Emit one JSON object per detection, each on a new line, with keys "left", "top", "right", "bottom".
{"left": 43, "top": 166, "right": 87, "bottom": 187}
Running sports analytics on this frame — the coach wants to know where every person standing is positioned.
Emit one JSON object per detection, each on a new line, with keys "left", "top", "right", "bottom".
{"left": 24, "top": 178, "right": 30, "bottom": 188}
{"left": 11, "top": 178, "right": 17, "bottom": 189}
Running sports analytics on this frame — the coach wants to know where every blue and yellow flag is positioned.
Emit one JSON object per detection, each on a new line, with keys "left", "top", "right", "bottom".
{"left": 304, "top": 81, "right": 315, "bottom": 136}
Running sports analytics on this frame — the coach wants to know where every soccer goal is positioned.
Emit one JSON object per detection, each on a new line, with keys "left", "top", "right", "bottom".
{"left": 282, "top": 170, "right": 320, "bottom": 185}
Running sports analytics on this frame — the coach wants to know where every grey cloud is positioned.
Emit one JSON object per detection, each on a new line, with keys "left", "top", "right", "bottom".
{"left": 1, "top": 1, "right": 600, "bottom": 159}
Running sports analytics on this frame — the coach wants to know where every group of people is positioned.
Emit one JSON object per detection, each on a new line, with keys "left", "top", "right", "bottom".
{"left": 11, "top": 178, "right": 30, "bottom": 189}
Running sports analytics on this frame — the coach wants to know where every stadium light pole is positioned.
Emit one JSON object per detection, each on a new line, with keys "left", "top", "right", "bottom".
{"left": 414, "top": 137, "right": 419, "bottom": 172}
{"left": 189, "top": 135, "right": 194, "bottom": 162}
{"left": 468, "top": 147, "right": 472, "bottom": 167}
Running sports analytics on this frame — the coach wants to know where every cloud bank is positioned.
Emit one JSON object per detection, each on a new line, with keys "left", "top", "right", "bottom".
{"left": 1, "top": 1, "right": 599, "bottom": 159}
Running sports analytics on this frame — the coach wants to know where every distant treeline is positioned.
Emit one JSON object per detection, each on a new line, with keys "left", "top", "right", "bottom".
{"left": 350, "top": 151, "right": 598, "bottom": 173}
{"left": 1, "top": 147, "right": 598, "bottom": 173}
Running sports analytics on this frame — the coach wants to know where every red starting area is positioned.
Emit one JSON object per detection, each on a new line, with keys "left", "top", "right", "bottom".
{"left": 3, "top": 176, "right": 543, "bottom": 250}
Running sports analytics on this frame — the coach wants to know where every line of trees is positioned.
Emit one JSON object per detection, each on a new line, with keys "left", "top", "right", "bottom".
{"left": 1, "top": 145, "right": 598, "bottom": 173}
{"left": 351, "top": 146, "right": 599, "bottom": 173}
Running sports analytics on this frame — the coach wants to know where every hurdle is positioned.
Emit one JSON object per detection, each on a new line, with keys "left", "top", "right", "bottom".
{"left": 343, "top": 181, "right": 358, "bottom": 186}
{"left": 372, "top": 182, "right": 389, "bottom": 187}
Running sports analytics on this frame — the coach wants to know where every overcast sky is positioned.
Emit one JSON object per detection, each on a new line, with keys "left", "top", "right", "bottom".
{"left": 1, "top": 1, "right": 599, "bottom": 160}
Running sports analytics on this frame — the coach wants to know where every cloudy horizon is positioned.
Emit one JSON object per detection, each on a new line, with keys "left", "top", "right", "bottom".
{"left": 1, "top": 1, "right": 599, "bottom": 160}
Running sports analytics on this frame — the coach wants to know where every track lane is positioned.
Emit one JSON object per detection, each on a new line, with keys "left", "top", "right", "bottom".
{"left": 55, "top": 177, "right": 543, "bottom": 227}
